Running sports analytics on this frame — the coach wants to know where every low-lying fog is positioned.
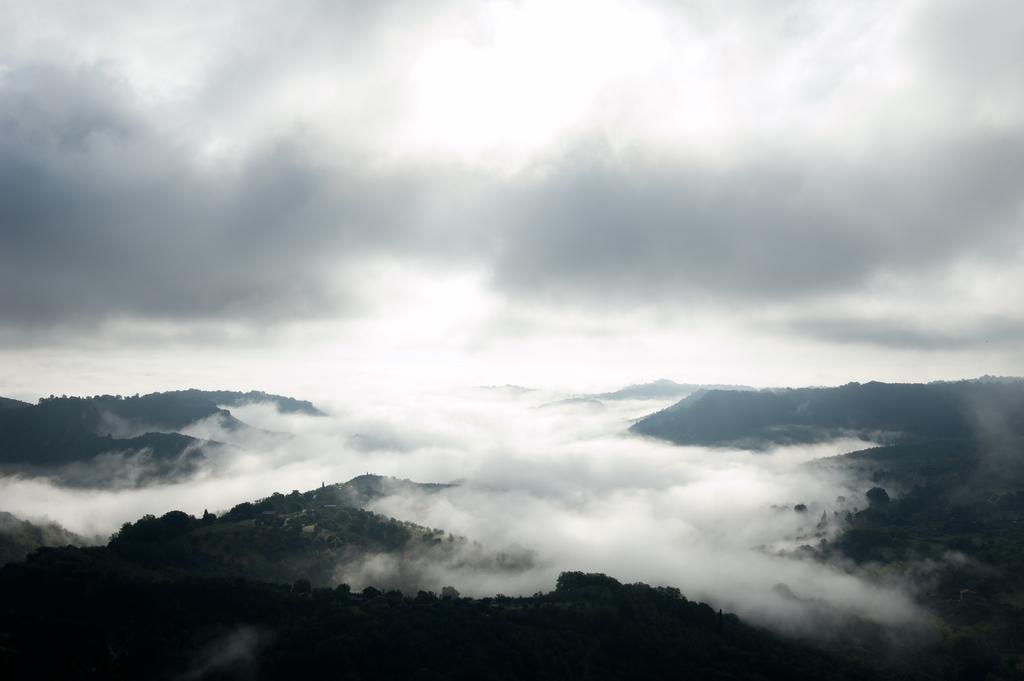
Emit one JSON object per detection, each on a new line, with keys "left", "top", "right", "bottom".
{"left": 0, "top": 387, "right": 925, "bottom": 637}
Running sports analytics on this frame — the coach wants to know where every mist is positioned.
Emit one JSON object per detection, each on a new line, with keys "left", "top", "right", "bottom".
{"left": 0, "top": 386, "right": 926, "bottom": 639}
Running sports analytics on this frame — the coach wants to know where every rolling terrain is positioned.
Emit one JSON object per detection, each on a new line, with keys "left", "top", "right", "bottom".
{"left": 0, "top": 390, "right": 322, "bottom": 487}
{"left": 1, "top": 380, "right": 1023, "bottom": 679}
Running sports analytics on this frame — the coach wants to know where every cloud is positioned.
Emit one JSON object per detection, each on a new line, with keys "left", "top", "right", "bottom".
{"left": 177, "top": 626, "right": 268, "bottom": 681}
{"left": 911, "top": 0, "right": 1024, "bottom": 108}
{"left": 0, "top": 0, "right": 1021, "bottom": 352}
{"left": 486, "top": 136, "right": 1024, "bottom": 309}
{"left": 0, "top": 62, "right": 465, "bottom": 329}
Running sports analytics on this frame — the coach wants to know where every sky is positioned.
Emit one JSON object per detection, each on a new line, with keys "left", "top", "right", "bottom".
{"left": 2, "top": 0, "right": 1023, "bottom": 399}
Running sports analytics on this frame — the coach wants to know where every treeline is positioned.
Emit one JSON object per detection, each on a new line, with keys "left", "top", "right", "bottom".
{"left": 0, "top": 558, "right": 884, "bottom": 681}
{"left": 37, "top": 393, "right": 143, "bottom": 403}
{"left": 810, "top": 439, "right": 1024, "bottom": 680}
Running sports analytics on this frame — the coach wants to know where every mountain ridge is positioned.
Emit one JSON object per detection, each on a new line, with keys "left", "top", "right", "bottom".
{"left": 630, "top": 379, "right": 1024, "bottom": 448}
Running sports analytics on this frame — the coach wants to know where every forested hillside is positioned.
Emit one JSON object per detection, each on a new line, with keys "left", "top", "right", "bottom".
{"left": 631, "top": 380, "right": 1024, "bottom": 448}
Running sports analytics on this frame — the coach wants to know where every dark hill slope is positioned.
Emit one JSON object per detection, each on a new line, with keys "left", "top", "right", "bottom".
{"left": 0, "top": 511, "right": 88, "bottom": 567}
{"left": 803, "top": 438, "right": 1024, "bottom": 676}
{"left": 99, "top": 478, "right": 524, "bottom": 589}
{"left": 631, "top": 380, "right": 1024, "bottom": 448}
{"left": 0, "top": 562, "right": 885, "bottom": 681}
{"left": 0, "top": 397, "right": 30, "bottom": 411}
{"left": 26, "top": 392, "right": 242, "bottom": 434}
{"left": 164, "top": 388, "right": 326, "bottom": 415}
{"left": 0, "top": 393, "right": 234, "bottom": 453}
{"left": 91, "top": 392, "right": 241, "bottom": 432}
{"left": 0, "top": 395, "right": 227, "bottom": 485}
{"left": 0, "top": 389, "right": 322, "bottom": 487}
{"left": 811, "top": 435, "right": 1024, "bottom": 569}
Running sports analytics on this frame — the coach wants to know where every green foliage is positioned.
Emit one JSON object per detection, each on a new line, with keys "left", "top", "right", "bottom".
{"left": 866, "top": 487, "right": 890, "bottom": 509}
{"left": 816, "top": 437, "right": 1024, "bottom": 679}
{"left": 0, "top": 560, "right": 884, "bottom": 681}
{"left": 555, "top": 570, "right": 622, "bottom": 593}
{"left": 100, "top": 485, "right": 483, "bottom": 586}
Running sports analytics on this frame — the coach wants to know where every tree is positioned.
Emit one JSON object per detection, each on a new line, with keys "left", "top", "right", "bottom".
{"left": 866, "top": 487, "right": 890, "bottom": 509}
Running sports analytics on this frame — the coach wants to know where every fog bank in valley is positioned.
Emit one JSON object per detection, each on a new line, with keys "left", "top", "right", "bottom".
{"left": 0, "top": 387, "right": 924, "bottom": 638}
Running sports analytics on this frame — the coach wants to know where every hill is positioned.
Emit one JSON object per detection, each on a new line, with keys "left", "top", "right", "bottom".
{"left": 592, "top": 379, "right": 753, "bottom": 401}
{"left": 321, "top": 473, "right": 454, "bottom": 508}
{"left": 630, "top": 379, "right": 1024, "bottom": 448}
{"left": 50, "top": 476, "right": 525, "bottom": 590}
{"left": 0, "top": 559, "right": 883, "bottom": 680}
{"left": 791, "top": 436, "right": 1024, "bottom": 679}
{"left": 0, "top": 393, "right": 236, "bottom": 486}
{"left": 0, "top": 397, "right": 31, "bottom": 411}
{"left": 164, "top": 389, "right": 326, "bottom": 416}
{"left": 0, "top": 511, "right": 89, "bottom": 566}
{"left": 0, "top": 389, "right": 323, "bottom": 487}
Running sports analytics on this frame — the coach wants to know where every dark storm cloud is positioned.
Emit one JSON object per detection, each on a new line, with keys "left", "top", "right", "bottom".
{"left": 4, "top": 61, "right": 1022, "bottom": 345}
{"left": 488, "top": 133, "right": 1024, "bottom": 306}
{"left": 1, "top": 0, "right": 1023, "bottom": 356}
{"left": 0, "top": 63, "right": 462, "bottom": 329}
